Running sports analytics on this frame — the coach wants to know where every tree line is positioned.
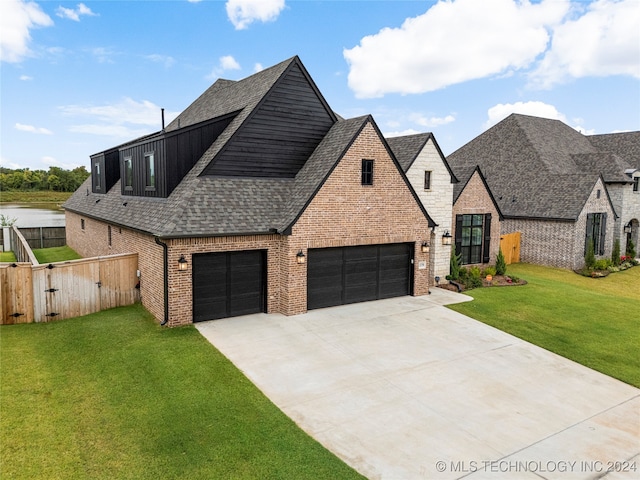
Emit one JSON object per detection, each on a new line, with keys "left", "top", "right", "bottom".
{"left": 0, "top": 166, "right": 90, "bottom": 192}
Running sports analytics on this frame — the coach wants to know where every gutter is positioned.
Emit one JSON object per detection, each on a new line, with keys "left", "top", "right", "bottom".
{"left": 154, "top": 237, "right": 169, "bottom": 326}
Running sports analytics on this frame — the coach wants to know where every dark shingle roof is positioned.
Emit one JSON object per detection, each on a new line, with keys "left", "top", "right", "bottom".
{"left": 587, "top": 132, "right": 640, "bottom": 171}
{"left": 446, "top": 114, "right": 623, "bottom": 220}
{"left": 387, "top": 132, "right": 458, "bottom": 182}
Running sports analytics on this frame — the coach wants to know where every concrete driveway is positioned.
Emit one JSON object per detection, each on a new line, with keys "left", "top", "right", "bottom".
{"left": 196, "top": 288, "right": 639, "bottom": 480}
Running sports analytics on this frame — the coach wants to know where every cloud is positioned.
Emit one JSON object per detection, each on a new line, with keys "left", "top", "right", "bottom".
{"left": 41, "top": 156, "right": 83, "bottom": 170}
{"left": 384, "top": 128, "right": 423, "bottom": 138}
{"left": 207, "top": 55, "right": 242, "bottom": 80}
{"left": 253, "top": 63, "right": 264, "bottom": 73}
{"left": 410, "top": 113, "right": 456, "bottom": 128}
{"left": 0, "top": 155, "right": 23, "bottom": 169}
{"left": 20, "top": 74, "right": 33, "bottom": 80}
{"left": 485, "top": 101, "right": 567, "bottom": 128}
{"left": 145, "top": 54, "right": 175, "bottom": 68}
{"left": 226, "top": 0, "right": 285, "bottom": 30}
{"left": 60, "top": 97, "right": 179, "bottom": 138}
{"left": 56, "top": 3, "right": 97, "bottom": 21}
{"left": 15, "top": 123, "right": 53, "bottom": 135}
{"left": 529, "top": 0, "right": 640, "bottom": 88}
{"left": 344, "top": 0, "right": 569, "bottom": 98}
{"left": 0, "top": 0, "right": 53, "bottom": 63}
{"left": 90, "top": 47, "right": 118, "bottom": 63}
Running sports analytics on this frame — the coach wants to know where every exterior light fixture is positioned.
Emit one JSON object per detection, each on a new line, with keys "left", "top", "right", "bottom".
{"left": 442, "top": 230, "right": 452, "bottom": 246}
{"left": 421, "top": 241, "right": 430, "bottom": 254}
{"left": 178, "top": 254, "right": 188, "bottom": 271}
{"left": 624, "top": 222, "right": 632, "bottom": 234}
{"left": 296, "top": 250, "right": 306, "bottom": 264}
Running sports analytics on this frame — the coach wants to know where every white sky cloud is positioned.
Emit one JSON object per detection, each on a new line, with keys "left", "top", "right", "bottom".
{"left": 529, "top": 0, "right": 640, "bottom": 88}
{"left": 384, "top": 128, "right": 423, "bottom": 138}
{"left": 20, "top": 74, "right": 33, "bottom": 80}
{"left": 207, "top": 55, "right": 242, "bottom": 79}
{"left": 410, "top": 113, "right": 456, "bottom": 128}
{"left": 15, "top": 123, "right": 53, "bottom": 134}
{"left": 485, "top": 101, "right": 567, "bottom": 128}
{"left": 0, "top": 0, "right": 53, "bottom": 63}
{"left": 41, "top": 156, "right": 83, "bottom": 170}
{"left": 59, "top": 97, "right": 179, "bottom": 138}
{"left": 344, "top": 0, "right": 569, "bottom": 98}
{"left": 226, "top": 0, "right": 285, "bottom": 30}
{"left": 56, "top": 3, "right": 97, "bottom": 22}
{"left": 145, "top": 54, "right": 175, "bottom": 68}
{"left": 253, "top": 63, "right": 264, "bottom": 73}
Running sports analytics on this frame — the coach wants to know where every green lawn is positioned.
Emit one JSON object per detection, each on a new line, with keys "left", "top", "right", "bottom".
{"left": 0, "top": 305, "right": 364, "bottom": 480}
{"left": 0, "top": 191, "right": 73, "bottom": 203}
{"left": 0, "top": 251, "right": 17, "bottom": 262}
{"left": 32, "top": 245, "right": 82, "bottom": 264}
{"left": 448, "top": 263, "right": 640, "bottom": 388}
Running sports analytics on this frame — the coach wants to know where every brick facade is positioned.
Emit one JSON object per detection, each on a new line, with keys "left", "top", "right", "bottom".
{"left": 452, "top": 171, "right": 501, "bottom": 268}
{"left": 501, "top": 178, "right": 616, "bottom": 270}
{"left": 404, "top": 138, "right": 453, "bottom": 284}
{"left": 66, "top": 121, "right": 432, "bottom": 326}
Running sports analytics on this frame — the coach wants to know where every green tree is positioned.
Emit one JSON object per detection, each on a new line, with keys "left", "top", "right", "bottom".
{"left": 626, "top": 239, "right": 636, "bottom": 260}
{"left": 495, "top": 248, "right": 507, "bottom": 275}
{"left": 585, "top": 240, "right": 596, "bottom": 270}
{"left": 612, "top": 238, "right": 621, "bottom": 266}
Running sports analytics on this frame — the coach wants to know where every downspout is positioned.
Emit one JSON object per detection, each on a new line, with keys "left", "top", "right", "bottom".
{"left": 155, "top": 236, "right": 169, "bottom": 326}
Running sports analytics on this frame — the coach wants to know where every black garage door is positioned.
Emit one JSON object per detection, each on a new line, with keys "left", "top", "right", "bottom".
{"left": 192, "top": 250, "right": 266, "bottom": 322}
{"left": 307, "top": 243, "right": 413, "bottom": 310}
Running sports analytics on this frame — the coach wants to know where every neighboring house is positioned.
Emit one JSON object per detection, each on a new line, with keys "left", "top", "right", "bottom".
{"left": 447, "top": 114, "right": 619, "bottom": 270}
{"left": 450, "top": 165, "right": 503, "bottom": 268}
{"left": 387, "top": 133, "right": 458, "bottom": 284}
{"left": 64, "top": 56, "right": 436, "bottom": 326}
{"left": 587, "top": 132, "right": 640, "bottom": 256}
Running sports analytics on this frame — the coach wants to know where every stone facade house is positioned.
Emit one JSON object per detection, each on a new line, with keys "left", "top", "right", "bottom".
{"left": 387, "top": 133, "right": 458, "bottom": 284}
{"left": 587, "top": 132, "right": 640, "bottom": 257}
{"left": 64, "top": 56, "right": 437, "bottom": 326}
{"left": 447, "top": 114, "right": 620, "bottom": 270}
{"left": 450, "top": 166, "right": 503, "bottom": 268}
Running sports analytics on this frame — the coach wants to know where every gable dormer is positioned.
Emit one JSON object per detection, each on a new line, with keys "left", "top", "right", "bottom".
{"left": 90, "top": 148, "right": 119, "bottom": 194}
{"left": 202, "top": 59, "right": 337, "bottom": 178}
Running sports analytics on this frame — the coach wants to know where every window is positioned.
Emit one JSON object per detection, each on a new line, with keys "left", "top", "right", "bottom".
{"left": 81, "top": 219, "right": 85, "bottom": 230}
{"left": 108, "top": 225, "right": 112, "bottom": 247}
{"left": 424, "top": 171, "right": 432, "bottom": 190}
{"left": 455, "top": 213, "right": 492, "bottom": 265}
{"left": 361, "top": 159, "right": 374, "bottom": 185}
{"left": 145, "top": 152, "right": 155, "bottom": 189}
{"left": 596, "top": 189, "right": 601, "bottom": 199}
{"left": 93, "top": 162, "right": 101, "bottom": 191}
{"left": 634, "top": 176, "right": 639, "bottom": 192}
{"left": 585, "top": 213, "right": 607, "bottom": 255}
{"left": 124, "top": 157, "right": 133, "bottom": 190}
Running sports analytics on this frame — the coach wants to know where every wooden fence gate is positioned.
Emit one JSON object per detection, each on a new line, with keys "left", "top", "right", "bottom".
{"left": 1, "top": 253, "right": 138, "bottom": 325}
{"left": 499, "top": 232, "right": 521, "bottom": 265}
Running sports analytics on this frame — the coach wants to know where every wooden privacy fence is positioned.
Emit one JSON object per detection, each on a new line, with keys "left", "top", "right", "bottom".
{"left": 499, "top": 232, "right": 521, "bottom": 265}
{"left": 1, "top": 253, "right": 139, "bottom": 325}
{"left": 18, "top": 227, "right": 66, "bottom": 249}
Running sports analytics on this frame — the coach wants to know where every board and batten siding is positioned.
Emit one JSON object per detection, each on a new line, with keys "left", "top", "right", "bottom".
{"left": 120, "top": 137, "right": 166, "bottom": 198}
{"left": 202, "top": 63, "right": 335, "bottom": 178}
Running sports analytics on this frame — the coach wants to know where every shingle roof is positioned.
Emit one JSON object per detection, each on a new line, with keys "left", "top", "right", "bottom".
{"left": 446, "top": 114, "right": 623, "bottom": 220}
{"left": 587, "top": 131, "right": 640, "bottom": 171}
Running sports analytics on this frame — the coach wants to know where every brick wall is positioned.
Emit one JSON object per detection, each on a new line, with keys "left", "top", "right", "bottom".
{"left": 452, "top": 171, "right": 501, "bottom": 268}
{"left": 405, "top": 138, "right": 453, "bottom": 284}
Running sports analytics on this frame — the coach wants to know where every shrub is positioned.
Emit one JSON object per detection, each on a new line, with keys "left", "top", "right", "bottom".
{"left": 612, "top": 239, "right": 621, "bottom": 266}
{"left": 626, "top": 239, "right": 636, "bottom": 260}
{"left": 449, "top": 248, "right": 462, "bottom": 281}
{"left": 482, "top": 266, "right": 496, "bottom": 277}
{"left": 594, "top": 259, "right": 611, "bottom": 271}
{"left": 584, "top": 240, "right": 596, "bottom": 270}
{"left": 496, "top": 248, "right": 507, "bottom": 275}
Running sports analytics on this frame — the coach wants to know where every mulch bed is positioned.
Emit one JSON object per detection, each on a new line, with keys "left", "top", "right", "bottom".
{"left": 437, "top": 275, "right": 527, "bottom": 292}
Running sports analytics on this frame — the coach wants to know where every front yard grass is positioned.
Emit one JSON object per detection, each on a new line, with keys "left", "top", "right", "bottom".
{"left": 0, "top": 305, "right": 364, "bottom": 480}
{"left": 0, "top": 251, "right": 17, "bottom": 262}
{"left": 448, "top": 263, "right": 640, "bottom": 388}
{"left": 32, "top": 245, "right": 81, "bottom": 263}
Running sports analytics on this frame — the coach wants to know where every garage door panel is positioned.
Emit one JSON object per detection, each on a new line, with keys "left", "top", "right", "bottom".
{"left": 308, "top": 243, "right": 413, "bottom": 310}
{"left": 193, "top": 250, "right": 265, "bottom": 322}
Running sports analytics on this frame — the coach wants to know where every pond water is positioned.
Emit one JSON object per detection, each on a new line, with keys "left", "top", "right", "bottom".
{"left": 0, "top": 203, "right": 66, "bottom": 227}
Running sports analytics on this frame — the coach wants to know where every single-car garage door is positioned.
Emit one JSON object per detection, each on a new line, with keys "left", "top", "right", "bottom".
{"left": 192, "top": 250, "right": 266, "bottom": 322}
{"left": 307, "top": 243, "right": 413, "bottom": 310}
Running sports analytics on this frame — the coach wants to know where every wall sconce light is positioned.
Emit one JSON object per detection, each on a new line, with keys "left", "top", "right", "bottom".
{"left": 296, "top": 250, "right": 306, "bottom": 265}
{"left": 442, "top": 230, "right": 452, "bottom": 246}
{"left": 421, "top": 241, "right": 430, "bottom": 253}
{"left": 178, "top": 254, "right": 188, "bottom": 271}
{"left": 624, "top": 222, "right": 632, "bottom": 234}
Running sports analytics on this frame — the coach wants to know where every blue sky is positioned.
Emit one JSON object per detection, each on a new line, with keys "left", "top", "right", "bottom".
{"left": 1, "top": 0, "right": 639, "bottom": 172}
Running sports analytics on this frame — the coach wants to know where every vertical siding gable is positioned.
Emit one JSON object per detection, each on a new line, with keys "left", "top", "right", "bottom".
{"left": 202, "top": 62, "right": 336, "bottom": 178}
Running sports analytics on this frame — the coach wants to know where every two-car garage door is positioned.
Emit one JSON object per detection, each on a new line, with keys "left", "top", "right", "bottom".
{"left": 307, "top": 243, "right": 414, "bottom": 310}
{"left": 192, "top": 243, "right": 414, "bottom": 322}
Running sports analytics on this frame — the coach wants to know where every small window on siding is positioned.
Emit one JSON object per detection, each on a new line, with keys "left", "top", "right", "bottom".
{"left": 424, "top": 171, "right": 432, "bottom": 190}
{"left": 145, "top": 152, "right": 155, "bottom": 190}
{"left": 362, "top": 159, "right": 374, "bottom": 185}
{"left": 596, "top": 189, "right": 601, "bottom": 199}
{"left": 634, "top": 177, "right": 639, "bottom": 192}
{"left": 108, "top": 225, "right": 112, "bottom": 246}
{"left": 93, "top": 162, "right": 101, "bottom": 191}
{"left": 124, "top": 157, "right": 133, "bottom": 190}
{"left": 81, "top": 219, "right": 85, "bottom": 230}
